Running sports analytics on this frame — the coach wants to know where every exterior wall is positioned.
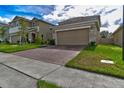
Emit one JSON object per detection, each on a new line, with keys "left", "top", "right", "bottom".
{"left": 56, "top": 28, "right": 89, "bottom": 45}
{"left": 89, "top": 24, "right": 99, "bottom": 43}
{"left": 112, "top": 28, "right": 122, "bottom": 47}
{"left": 33, "top": 20, "right": 53, "bottom": 41}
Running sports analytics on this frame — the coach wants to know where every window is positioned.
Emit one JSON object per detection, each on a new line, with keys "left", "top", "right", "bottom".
{"left": 49, "top": 28, "right": 53, "bottom": 30}
{"left": 32, "top": 22, "right": 36, "bottom": 26}
{"left": 16, "top": 21, "right": 19, "bottom": 26}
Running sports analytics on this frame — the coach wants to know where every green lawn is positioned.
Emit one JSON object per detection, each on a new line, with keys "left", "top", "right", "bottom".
{"left": 0, "top": 43, "right": 41, "bottom": 53}
{"left": 37, "top": 80, "right": 61, "bottom": 88}
{"left": 65, "top": 44, "right": 124, "bottom": 78}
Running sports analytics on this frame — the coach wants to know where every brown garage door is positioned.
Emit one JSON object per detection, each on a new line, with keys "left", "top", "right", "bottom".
{"left": 56, "top": 28, "right": 89, "bottom": 45}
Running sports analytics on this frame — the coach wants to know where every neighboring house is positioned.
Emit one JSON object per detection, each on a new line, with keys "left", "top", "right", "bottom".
{"left": 5, "top": 16, "right": 54, "bottom": 43}
{"left": 112, "top": 25, "right": 123, "bottom": 47}
{"left": 0, "top": 23, "right": 9, "bottom": 42}
{"left": 53, "top": 15, "right": 101, "bottom": 45}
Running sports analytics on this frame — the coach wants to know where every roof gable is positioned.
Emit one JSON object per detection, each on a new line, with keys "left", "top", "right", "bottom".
{"left": 11, "top": 16, "right": 31, "bottom": 23}
{"left": 32, "top": 18, "right": 55, "bottom": 26}
{"left": 59, "top": 15, "right": 101, "bottom": 26}
{"left": 112, "top": 25, "right": 123, "bottom": 35}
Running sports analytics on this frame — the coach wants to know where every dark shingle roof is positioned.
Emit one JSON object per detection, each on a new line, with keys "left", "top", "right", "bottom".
{"left": 32, "top": 18, "right": 55, "bottom": 26}
{"left": 59, "top": 15, "right": 101, "bottom": 26}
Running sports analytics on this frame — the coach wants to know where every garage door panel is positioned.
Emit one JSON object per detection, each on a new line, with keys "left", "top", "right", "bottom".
{"left": 57, "top": 28, "right": 89, "bottom": 45}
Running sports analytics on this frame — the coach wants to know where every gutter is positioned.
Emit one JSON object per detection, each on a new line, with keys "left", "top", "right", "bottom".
{"left": 55, "top": 26, "right": 91, "bottom": 32}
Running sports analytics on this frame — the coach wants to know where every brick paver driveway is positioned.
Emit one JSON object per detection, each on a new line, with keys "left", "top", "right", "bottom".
{"left": 13, "top": 46, "right": 80, "bottom": 65}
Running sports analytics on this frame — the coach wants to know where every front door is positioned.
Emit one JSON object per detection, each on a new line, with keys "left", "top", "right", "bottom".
{"left": 32, "top": 33, "right": 36, "bottom": 43}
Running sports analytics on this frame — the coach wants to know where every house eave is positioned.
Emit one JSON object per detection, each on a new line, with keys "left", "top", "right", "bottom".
{"left": 55, "top": 26, "right": 91, "bottom": 32}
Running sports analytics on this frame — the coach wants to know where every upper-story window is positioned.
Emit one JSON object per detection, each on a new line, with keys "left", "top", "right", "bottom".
{"left": 11, "top": 21, "right": 19, "bottom": 27}
{"left": 16, "top": 21, "right": 19, "bottom": 26}
{"left": 49, "top": 27, "right": 53, "bottom": 30}
{"left": 32, "top": 22, "right": 36, "bottom": 27}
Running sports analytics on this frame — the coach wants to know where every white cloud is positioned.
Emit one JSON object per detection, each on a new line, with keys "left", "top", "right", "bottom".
{"left": 43, "top": 5, "right": 122, "bottom": 32}
{"left": 0, "top": 16, "right": 11, "bottom": 23}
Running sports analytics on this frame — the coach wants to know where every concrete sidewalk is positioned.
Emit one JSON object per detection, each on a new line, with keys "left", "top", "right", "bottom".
{"left": 0, "top": 52, "right": 124, "bottom": 88}
{"left": 42, "top": 67, "right": 124, "bottom": 88}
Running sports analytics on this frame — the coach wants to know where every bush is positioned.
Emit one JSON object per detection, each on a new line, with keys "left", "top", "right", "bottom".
{"left": 48, "top": 39, "right": 55, "bottom": 45}
{"left": 89, "top": 41, "right": 96, "bottom": 46}
{"left": 35, "top": 34, "right": 42, "bottom": 44}
{"left": 5, "top": 39, "right": 10, "bottom": 44}
{"left": 41, "top": 40, "right": 46, "bottom": 44}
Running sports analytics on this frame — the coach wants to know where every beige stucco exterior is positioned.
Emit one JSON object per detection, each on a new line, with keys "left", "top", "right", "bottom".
{"left": 32, "top": 18, "right": 53, "bottom": 41}
{"left": 112, "top": 26, "right": 122, "bottom": 47}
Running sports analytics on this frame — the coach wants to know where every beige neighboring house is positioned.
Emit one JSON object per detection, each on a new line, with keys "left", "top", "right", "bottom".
{"left": 112, "top": 25, "right": 123, "bottom": 47}
{"left": 6, "top": 16, "right": 54, "bottom": 43}
{"left": 53, "top": 15, "right": 101, "bottom": 46}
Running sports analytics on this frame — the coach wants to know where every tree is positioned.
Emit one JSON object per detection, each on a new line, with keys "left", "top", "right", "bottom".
{"left": 100, "top": 31, "right": 109, "bottom": 38}
{"left": 35, "top": 33, "right": 42, "bottom": 44}
{"left": 17, "top": 19, "right": 28, "bottom": 45}
{"left": 0, "top": 26, "right": 9, "bottom": 40}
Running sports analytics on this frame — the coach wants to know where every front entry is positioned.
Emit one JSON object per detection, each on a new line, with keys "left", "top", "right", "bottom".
{"left": 32, "top": 33, "right": 36, "bottom": 43}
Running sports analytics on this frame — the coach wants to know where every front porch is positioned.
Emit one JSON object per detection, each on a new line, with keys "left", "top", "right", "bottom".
{"left": 8, "top": 26, "right": 39, "bottom": 43}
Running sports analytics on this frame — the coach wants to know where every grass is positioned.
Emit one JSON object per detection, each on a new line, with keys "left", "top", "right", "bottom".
{"left": 37, "top": 80, "right": 61, "bottom": 88}
{"left": 65, "top": 44, "right": 124, "bottom": 78}
{"left": 0, "top": 43, "right": 41, "bottom": 53}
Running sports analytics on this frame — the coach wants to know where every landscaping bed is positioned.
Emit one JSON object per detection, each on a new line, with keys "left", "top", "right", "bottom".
{"left": 65, "top": 44, "right": 124, "bottom": 78}
{"left": 0, "top": 44, "right": 40, "bottom": 53}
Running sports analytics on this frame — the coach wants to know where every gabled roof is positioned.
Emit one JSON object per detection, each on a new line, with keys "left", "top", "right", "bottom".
{"left": 10, "top": 16, "right": 55, "bottom": 26}
{"left": 32, "top": 17, "right": 55, "bottom": 26}
{"left": 59, "top": 15, "right": 101, "bottom": 26}
{"left": 112, "top": 25, "right": 123, "bottom": 35}
{"left": 10, "top": 16, "right": 31, "bottom": 23}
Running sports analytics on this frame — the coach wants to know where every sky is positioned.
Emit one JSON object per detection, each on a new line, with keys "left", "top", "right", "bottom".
{"left": 0, "top": 5, "right": 122, "bottom": 32}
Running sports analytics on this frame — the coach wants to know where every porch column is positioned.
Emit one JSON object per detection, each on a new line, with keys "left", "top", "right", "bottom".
{"left": 9, "top": 36, "right": 12, "bottom": 43}
{"left": 28, "top": 33, "right": 32, "bottom": 43}
{"left": 19, "top": 35, "right": 22, "bottom": 44}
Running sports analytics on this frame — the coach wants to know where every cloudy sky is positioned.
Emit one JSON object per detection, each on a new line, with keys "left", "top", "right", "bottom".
{"left": 0, "top": 5, "right": 122, "bottom": 32}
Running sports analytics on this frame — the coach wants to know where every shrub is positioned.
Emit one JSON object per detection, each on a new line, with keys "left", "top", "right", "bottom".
{"left": 48, "top": 39, "right": 55, "bottom": 45}
{"left": 89, "top": 41, "right": 96, "bottom": 46}
{"left": 5, "top": 39, "right": 10, "bottom": 44}
{"left": 35, "top": 34, "right": 42, "bottom": 44}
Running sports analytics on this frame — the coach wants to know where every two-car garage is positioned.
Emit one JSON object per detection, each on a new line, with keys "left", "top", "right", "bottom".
{"left": 55, "top": 27, "right": 90, "bottom": 45}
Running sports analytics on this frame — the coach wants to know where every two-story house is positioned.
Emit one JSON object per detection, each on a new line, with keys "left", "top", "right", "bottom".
{"left": 6, "top": 16, "right": 54, "bottom": 43}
